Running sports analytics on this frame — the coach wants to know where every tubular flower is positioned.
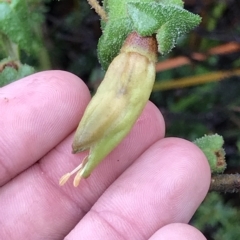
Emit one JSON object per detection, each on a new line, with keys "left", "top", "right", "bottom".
{"left": 59, "top": 32, "right": 157, "bottom": 187}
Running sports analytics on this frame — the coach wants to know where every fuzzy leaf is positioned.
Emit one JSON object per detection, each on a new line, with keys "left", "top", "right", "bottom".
{"left": 99, "top": 0, "right": 136, "bottom": 69}
{"left": 194, "top": 134, "right": 226, "bottom": 173}
{"left": 127, "top": 2, "right": 201, "bottom": 54}
{"left": 99, "top": 0, "right": 201, "bottom": 68}
{"left": 105, "top": 0, "right": 129, "bottom": 19}
{"left": 160, "top": 0, "right": 184, "bottom": 7}
{"left": 98, "top": 18, "right": 133, "bottom": 70}
{"left": 0, "top": 65, "right": 35, "bottom": 87}
{"left": 0, "top": 0, "right": 40, "bottom": 54}
{"left": 99, "top": 0, "right": 155, "bottom": 69}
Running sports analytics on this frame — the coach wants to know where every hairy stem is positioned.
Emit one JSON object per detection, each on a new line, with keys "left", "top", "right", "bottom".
{"left": 87, "top": 0, "right": 107, "bottom": 21}
{"left": 210, "top": 174, "right": 240, "bottom": 193}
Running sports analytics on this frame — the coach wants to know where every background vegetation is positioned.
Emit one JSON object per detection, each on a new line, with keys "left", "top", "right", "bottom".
{"left": 0, "top": 0, "right": 240, "bottom": 239}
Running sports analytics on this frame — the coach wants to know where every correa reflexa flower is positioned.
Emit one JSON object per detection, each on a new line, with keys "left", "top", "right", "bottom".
{"left": 59, "top": 32, "right": 157, "bottom": 187}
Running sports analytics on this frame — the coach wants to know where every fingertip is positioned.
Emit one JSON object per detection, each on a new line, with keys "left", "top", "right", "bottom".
{"left": 140, "top": 101, "right": 165, "bottom": 138}
{"left": 149, "top": 223, "right": 207, "bottom": 240}
{"left": 156, "top": 137, "right": 211, "bottom": 202}
{"left": 166, "top": 137, "right": 211, "bottom": 184}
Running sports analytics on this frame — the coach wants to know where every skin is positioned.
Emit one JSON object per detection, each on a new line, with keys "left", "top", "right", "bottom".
{"left": 0, "top": 71, "right": 210, "bottom": 240}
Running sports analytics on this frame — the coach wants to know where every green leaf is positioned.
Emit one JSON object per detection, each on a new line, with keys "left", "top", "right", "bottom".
{"left": 99, "top": 0, "right": 136, "bottom": 69}
{"left": 194, "top": 134, "right": 226, "bottom": 173}
{"left": 100, "top": 0, "right": 157, "bottom": 69}
{"left": 160, "top": 0, "right": 184, "bottom": 7}
{"left": 156, "top": 17, "right": 198, "bottom": 54}
{"left": 127, "top": 2, "right": 201, "bottom": 54}
{"left": 0, "top": 64, "right": 35, "bottom": 87}
{"left": 106, "top": 0, "right": 130, "bottom": 19}
{"left": 0, "top": 0, "right": 41, "bottom": 54}
{"left": 98, "top": 18, "right": 133, "bottom": 70}
{"left": 100, "top": 0, "right": 201, "bottom": 68}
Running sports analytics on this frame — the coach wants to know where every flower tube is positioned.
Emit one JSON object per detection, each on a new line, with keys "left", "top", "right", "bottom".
{"left": 60, "top": 32, "right": 157, "bottom": 187}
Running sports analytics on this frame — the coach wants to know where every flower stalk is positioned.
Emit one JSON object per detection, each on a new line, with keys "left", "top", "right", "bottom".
{"left": 86, "top": 0, "right": 107, "bottom": 21}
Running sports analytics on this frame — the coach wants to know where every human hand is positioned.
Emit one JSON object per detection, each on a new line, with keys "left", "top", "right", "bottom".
{"left": 0, "top": 71, "right": 210, "bottom": 239}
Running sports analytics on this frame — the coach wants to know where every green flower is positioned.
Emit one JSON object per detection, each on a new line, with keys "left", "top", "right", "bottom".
{"left": 60, "top": 32, "right": 157, "bottom": 187}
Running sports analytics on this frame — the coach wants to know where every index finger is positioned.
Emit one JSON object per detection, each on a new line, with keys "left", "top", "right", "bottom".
{"left": 0, "top": 70, "right": 90, "bottom": 186}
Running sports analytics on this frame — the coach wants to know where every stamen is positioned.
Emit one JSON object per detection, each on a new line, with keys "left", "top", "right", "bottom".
{"left": 73, "top": 170, "right": 82, "bottom": 187}
{"left": 59, "top": 156, "right": 88, "bottom": 186}
{"left": 59, "top": 173, "right": 71, "bottom": 186}
{"left": 69, "top": 162, "right": 83, "bottom": 175}
{"left": 73, "top": 156, "right": 89, "bottom": 187}
{"left": 59, "top": 163, "right": 83, "bottom": 186}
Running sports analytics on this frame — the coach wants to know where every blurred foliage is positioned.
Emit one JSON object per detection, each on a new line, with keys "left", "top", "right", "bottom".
{"left": 192, "top": 192, "right": 240, "bottom": 240}
{"left": 44, "top": 0, "right": 101, "bottom": 80}
{"left": 0, "top": 64, "right": 34, "bottom": 86}
{"left": 1, "top": 0, "right": 240, "bottom": 238}
{"left": 0, "top": 0, "right": 41, "bottom": 54}
{"left": 0, "top": 0, "right": 50, "bottom": 86}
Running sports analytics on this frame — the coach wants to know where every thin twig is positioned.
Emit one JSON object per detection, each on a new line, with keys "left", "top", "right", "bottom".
{"left": 155, "top": 42, "right": 240, "bottom": 72}
{"left": 87, "top": 0, "right": 107, "bottom": 21}
{"left": 209, "top": 174, "right": 240, "bottom": 193}
{"left": 153, "top": 68, "right": 240, "bottom": 91}
{"left": 0, "top": 32, "right": 20, "bottom": 60}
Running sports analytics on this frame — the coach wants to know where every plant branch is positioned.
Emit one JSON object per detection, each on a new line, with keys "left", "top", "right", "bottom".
{"left": 87, "top": 0, "right": 107, "bottom": 21}
{"left": 0, "top": 32, "right": 20, "bottom": 60}
{"left": 209, "top": 174, "right": 240, "bottom": 193}
{"left": 33, "top": 24, "right": 51, "bottom": 70}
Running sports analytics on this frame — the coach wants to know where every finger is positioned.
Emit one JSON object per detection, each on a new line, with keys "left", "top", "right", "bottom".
{"left": 149, "top": 223, "right": 207, "bottom": 240}
{"left": 0, "top": 102, "right": 165, "bottom": 239}
{"left": 65, "top": 138, "right": 211, "bottom": 240}
{"left": 0, "top": 70, "right": 90, "bottom": 186}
